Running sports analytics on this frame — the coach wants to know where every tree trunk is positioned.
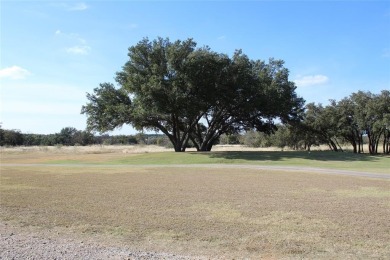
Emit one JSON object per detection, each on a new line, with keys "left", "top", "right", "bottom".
{"left": 367, "top": 131, "right": 373, "bottom": 154}
{"left": 329, "top": 140, "right": 338, "bottom": 152}
{"left": 334, "top": 138, "right": 344, "bottom": 152}
{"left": 352, "top": 139, "right": 357, "bottom": 153}
{"left": 350, "top": 131, "right": 358, "bottom": 153}
{"left": 375, "top": 137, "right": 380, "bottom": 154}
{"left": 174, "top": 142, "right": 184, "bottom": 152}
{"left": 197, "top": 135, "right": 219, "bottom": 152}
{"left": 367, "top": 130, "right": 382, "bottom": 155}
{"left": 359, "top": 133, "right": 364, "bottom": 153}
{"left": 199, "top": 141, "right": 211, "bottom": 152}
{"left": 385, "top": 131, "right": 390, "bottom": 154}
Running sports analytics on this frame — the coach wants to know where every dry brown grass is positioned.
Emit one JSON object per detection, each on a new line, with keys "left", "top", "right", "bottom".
{"left": 1, "top": 164, "right": 389, "bottom": 259}
{"left": 0, "top": 145, "right": 169, "bottom": 163}
{"left": 0, "top": 144, "right": 346, "bottom": 154}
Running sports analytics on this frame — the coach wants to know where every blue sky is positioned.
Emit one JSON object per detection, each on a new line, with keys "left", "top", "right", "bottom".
{"left": 1, "top": 1, "right": 389, "bottom": 135}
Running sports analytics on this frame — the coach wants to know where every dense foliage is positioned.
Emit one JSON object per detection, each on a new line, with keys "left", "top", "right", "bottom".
{"left": 82, "top": 37, "right": 304, "bottom": 152}
{"left": 297, "top": 90, "right": 390, "bottom": 154}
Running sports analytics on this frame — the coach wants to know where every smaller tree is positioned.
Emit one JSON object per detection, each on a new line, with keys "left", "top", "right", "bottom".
{"left": 57, "top": 127, "right": 78, "bottom": 146}
{"left": 351, "top": 90, "right": 390, "bottom": 154}
{"left": 301, "top": 103, "right": 342, "bottom": 152}
{"left": 0, "top": 129, "right": 24, "bottom": 146}
{"left": 333, "top": 98, "right": 363, "bottom": 153}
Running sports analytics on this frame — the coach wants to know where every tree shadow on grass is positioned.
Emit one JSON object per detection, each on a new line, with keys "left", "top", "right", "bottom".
{"left": 196, "top": 150, "right": 380, "bottom": 162}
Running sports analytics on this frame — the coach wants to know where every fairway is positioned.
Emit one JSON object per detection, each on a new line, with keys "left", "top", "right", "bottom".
{"left": 1, "top": 145, "right": 390, "bottom": 173}
{"left": 1, "top": 146, "right": 390, "bottom": 259}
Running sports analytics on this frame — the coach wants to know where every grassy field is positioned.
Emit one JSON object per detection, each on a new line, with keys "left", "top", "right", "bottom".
{"left": 1, "top": 145, "right": 389, "bottom": 173}
{"left": 1, "top": 146, "right": 390, "bottom": 259}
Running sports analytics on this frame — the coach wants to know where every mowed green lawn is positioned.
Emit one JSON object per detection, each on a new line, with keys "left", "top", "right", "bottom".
{"left": 1, "top": 148, "right": 389, "bottom": 258}
{"left": 108, "top": 150, "right": 390, "bottom": 173}
{"left": 2, "top": 148, "right": 389, "bottom": 174}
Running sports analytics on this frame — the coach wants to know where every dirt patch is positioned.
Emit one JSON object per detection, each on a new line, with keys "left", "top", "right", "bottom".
{"left": 0, "top": 222, "right": 198, "bottom": 259}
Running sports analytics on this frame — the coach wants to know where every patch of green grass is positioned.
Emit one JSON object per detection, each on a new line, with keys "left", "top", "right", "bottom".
{"left": 103, "top": 151, "right": 390, "bottom": 173}
{"left": 5, "top": 148, "right": 389, "bottom": 173}
{"left": 44, "top": 159, "right": 87, "bottom": 164}
{"left": 108, "top": 152, "right": 221, "bottom": 165}
{"left": 335, "top": 187, "right": 390, "bottom": 198}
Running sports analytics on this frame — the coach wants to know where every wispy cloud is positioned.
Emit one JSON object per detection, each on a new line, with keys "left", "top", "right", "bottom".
{"left": 53, "top": 2, "right": 89, "bottom": 11}
{"left": 55, "top": 30, "right": 91, "bottom": 55}
{"left": 217, "top": 35, "right": 226, "bottom": 40}
{"left": 0, "top": 66, "right": 32, "bottom": 80}
{"left": 66, "top": 46, "right": 91, "bottom": 55}
{"left": 68, "top": 2, "right": 88, "bottom": 11}
{"left": 54, "top": 30, "right": 84, "bottom": 41}
{"left": 294, "top": 74, "right": 329, "bottom": 87}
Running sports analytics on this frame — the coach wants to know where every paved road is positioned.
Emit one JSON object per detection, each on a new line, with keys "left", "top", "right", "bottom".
{"left": 1, "top": 163, "right": 389, "bottom": 179}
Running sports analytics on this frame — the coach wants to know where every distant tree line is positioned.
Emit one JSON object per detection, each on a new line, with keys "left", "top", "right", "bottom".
{"left": 1, "top": 98, "right": 389, "bottom": 155}
{"left": 0, "top": 126, "right": 141, "bottom": 147}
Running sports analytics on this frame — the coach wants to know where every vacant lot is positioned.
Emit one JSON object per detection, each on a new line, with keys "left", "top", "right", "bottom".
{"left": 1, "top": 146, "right": 389, "bottom": 259}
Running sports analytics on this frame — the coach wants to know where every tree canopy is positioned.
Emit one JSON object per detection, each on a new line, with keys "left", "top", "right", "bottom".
{"left": 295, "top": 90, "right": 390, "bottom": 154}
{"left": 82, "top": 37, "right": 304, "bottom": 151}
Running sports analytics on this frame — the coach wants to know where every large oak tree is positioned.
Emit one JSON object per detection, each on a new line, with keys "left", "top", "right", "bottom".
{"left": 82, "top": 37, "right": 304, "bottom": 151}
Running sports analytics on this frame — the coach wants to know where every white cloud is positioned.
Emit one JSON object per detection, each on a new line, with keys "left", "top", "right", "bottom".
{"left": 54, "top": 30, "right": 83, "bottom": 41}
{"left": 55, "top": 30, "right": 91, "bottom": 55}
{"left": 0, "top": 66, "right": 32, "bottom": 80}
{"left": 294, "top": 74, "right": 329, "bottom": 87}
{"left": 66, "top": 45, "right": 91, "bottom": 55}
{"left": 217, "top": 35, "right": 226, "bottom": 40}
{"left": 52, "top": 2, "right": 89, "bottom": 11}
{"left": 68, "top": 2, "right": 89, "bottom": 11}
